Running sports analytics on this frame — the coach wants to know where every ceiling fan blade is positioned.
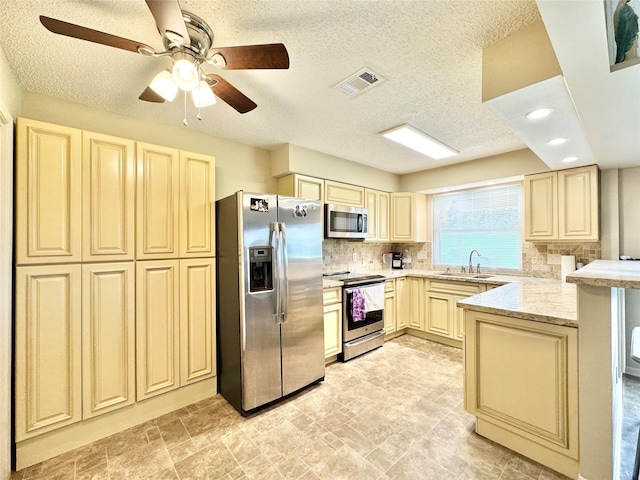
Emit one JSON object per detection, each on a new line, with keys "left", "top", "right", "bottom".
{"left": 39, "top": 16, "right": 156, "bottom": 54}
{"left": 209, "top": 44, "right": 290, "bottom": 70}
{"left": 139, "top": 87, "right": 165, "bottom": 103}
{"left": 145, "top": 0, "right": 190, "bottom": 46}
{"left": 207, "top": 74, "right": 257, "bottom": 114}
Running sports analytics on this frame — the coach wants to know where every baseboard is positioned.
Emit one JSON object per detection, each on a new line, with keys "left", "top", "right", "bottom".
{"left": 15, "top": 378, "right": 217, "bottom": 470}
{"left": 624, "top": 365, "right": 640, "bottom": 378}
{"left": 406, "top": 328, "right": 462, "bottom": 348}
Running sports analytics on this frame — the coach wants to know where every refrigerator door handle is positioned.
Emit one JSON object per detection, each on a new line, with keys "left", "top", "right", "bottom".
{"left": 280, "top": 222, "right": 289, "bottom": 323}
{"left": 271, "top": 222, "right": 282, "bottom": 324}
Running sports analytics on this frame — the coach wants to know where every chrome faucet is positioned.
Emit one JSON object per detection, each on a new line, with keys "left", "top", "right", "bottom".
{"left": 468, "top": 249, "right": 481, "bottom": 274}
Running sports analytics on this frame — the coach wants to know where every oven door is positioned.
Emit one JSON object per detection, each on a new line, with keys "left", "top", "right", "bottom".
{"left": 343, "top": 283, "right": 385, "bottom": 342}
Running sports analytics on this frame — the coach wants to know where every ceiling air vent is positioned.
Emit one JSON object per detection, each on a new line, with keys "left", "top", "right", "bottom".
{"left": 333, "top": 67, "right": 385, "bottom": 97}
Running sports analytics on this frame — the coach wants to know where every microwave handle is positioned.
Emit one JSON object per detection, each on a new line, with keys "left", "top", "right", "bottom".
{"left": 358, "top": 214, "right": 364, "bottom": 232}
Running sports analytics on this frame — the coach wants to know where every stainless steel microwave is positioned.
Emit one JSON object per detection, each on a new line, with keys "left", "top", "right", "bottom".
{"left": 325, "top": 204, "right": 368, "bottom": 239}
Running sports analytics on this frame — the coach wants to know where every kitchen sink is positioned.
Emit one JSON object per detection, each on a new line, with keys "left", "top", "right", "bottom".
{"left": 437, "top": 272, "right": 493, "bottom": 279}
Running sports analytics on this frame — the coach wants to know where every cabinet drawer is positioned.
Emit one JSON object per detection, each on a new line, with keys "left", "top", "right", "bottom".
{"left": 323, "top": 287, "right": 342, "bottom": 305}
{"left": 385, "top": 279, "right": 395, "bottom": 293}
{"left": 427, "top": 280, "right": 482, "bottom": 296}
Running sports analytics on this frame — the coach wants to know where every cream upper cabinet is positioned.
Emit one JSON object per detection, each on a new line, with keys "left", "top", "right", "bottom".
{"left": 524, "top": 165, "right": 598, "bottom": 241}
{"left": 82, "top": 131, "right": 136, "bottom": 261}
{"left": 179, "top": 151, "right": 216, "bottom": 257}
{"left": 278, "top": 174, "right": 324, "bottom": 203}
{"left": 136, "top": 260, "right": 181, "bottom": 400}
{"left": 16, "top": 118, "right": 82, "bottom": 265}
{"left": 365, "top": 189, "right": 390, "bottom": 242}
{"left": 82, "top": 262, "right": 135, "bottom": 418}
{"left": 464, "top": 310, "right": 579, "bottom": 477}
{"left": 324, "top": 180, "right": 365, "bottom": 207}
{"left": 15, "top": 264, "right": 82, "bottom": 440}
{"left": 323, "top": 287, "right": 342, "bottom": 359}
{"left": 558, "top": 166, "right": 599, "bottom": 241}
{"left": 136, "top": 142, "right": 180, "bottom": 259}
{"left": 390, "top": 192, "right": 427, "bottom": 243}
{"left": 180, "top": 258, "right": 216, "bottom": 385}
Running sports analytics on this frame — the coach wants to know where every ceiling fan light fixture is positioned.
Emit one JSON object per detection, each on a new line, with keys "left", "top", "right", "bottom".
{"left": 380, "top": 124, "right": 458, "bottom": 160}
{"left": 172, "top": 58, "right": 199, "bottom": 91}
{"left": 192, "top": 81, "right": 217, "bottom": 108}
{"left": 149, "top": 70, "right": 179, "bottom": 102}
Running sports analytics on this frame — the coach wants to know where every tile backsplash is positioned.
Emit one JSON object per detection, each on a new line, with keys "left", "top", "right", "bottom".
{"left": 322, "top": 239, "right": 601, "bottom": 279}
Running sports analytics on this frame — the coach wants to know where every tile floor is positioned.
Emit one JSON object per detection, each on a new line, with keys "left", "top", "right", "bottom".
{"left": 621, "top": 374, "right": 640, "bottom": 480}
{"left": 11, "top": 335, "right": 575, "bottom": 480}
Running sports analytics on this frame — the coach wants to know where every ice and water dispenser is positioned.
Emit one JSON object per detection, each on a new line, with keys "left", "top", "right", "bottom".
{"left": 249, "top": 246, "right": 273, "bottom": 292}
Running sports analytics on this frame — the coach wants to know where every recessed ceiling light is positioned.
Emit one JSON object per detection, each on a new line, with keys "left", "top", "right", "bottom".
{"left": 562, "top": 156, "right": 578, "bottom": 163}
{"left": 548, "top": 137, "right": 568, "bottom": 146}
{"left": 380, "top": 124, "right": 458, "bottom": 160}
{"left": 526, "top": 108, "right": 554, "bottom": 120}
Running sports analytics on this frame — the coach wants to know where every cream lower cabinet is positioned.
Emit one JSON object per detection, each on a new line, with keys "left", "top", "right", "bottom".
{"left": 464, "top": 310, "right": 579, "bottom": 478}
{"left": 407, "top": 277, "right": 424, "bottom": 330}
{"left": 82, "top": 263, "right": 135, "bottom": 418}
{"left": 395, "top": 277, "right": 408, "bottom": 330}
{"left": 383, "top": 279, "right": 396, "bottom": 335}
{"left": 323, "top": 287, "right": 342, "bottom": 360}
{"left": 424, "top": 280, "right": 483, "bottom": 346}
{"left": 15, "top": 265, "right": 82, "bottom": 441}
{"left": 136, "top": 258, "right": 215, "bottom": 400}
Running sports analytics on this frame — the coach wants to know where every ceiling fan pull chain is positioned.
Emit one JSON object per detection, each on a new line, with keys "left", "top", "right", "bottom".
{"left": 183, "top": 90, "right": 188, "bottom": 126}
{"left": 197, "top": 104, "right": 202, "bottom": 121}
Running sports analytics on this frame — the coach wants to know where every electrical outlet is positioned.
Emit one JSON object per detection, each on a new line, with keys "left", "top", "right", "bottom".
{"left": 417, "top": 251, "right": 427, "bottom": 260}
{"left": 352, "top": 253, "right": 358, "bottom": 261}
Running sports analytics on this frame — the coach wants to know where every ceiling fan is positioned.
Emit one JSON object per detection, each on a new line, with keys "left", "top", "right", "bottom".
{"left": 39, "top": 0, "right": 290, "bottom": 116}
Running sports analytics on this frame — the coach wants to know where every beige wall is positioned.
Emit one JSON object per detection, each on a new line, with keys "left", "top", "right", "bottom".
{"left": 20, "top": 93, "right": 276, "bottom": 201}
{"left": 0, "top": 43, "right": 19, "bottom": 480}
{"left": 399, "top": 148, "right": 548, "bottom": 193}
{"left": 271, "top": 143, "right": 400, "bottom": 192}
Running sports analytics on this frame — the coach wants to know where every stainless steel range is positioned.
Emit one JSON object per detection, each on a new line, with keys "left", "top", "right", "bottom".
{"left": 324, "top": 272, "right": 386, "bottom": 361}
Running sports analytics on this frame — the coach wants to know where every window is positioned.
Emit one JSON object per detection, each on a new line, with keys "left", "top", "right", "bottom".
{"left": 432, "top": 184, "right": 522, "bottom": 272}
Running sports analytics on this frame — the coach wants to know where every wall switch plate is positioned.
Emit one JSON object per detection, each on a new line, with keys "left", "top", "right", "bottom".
{"left": 417, "top": 251, "right": 427, "bottom": 260}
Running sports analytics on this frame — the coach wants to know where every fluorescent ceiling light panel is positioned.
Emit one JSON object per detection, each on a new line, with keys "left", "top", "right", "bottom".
{"left": 548, "top": 137, "right": 568, "bottom": 145}
{"left": 381, "top": 124, "right": 458, "bottom": 160}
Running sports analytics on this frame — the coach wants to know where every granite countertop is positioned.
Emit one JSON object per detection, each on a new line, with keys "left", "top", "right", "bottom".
{"left": 566, "top": 259, "right": 640, "bottom": 289}
{"left": 323, "top": 268, "right": 577, "bottom": 327}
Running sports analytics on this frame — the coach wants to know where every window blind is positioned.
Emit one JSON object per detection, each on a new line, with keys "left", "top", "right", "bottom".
{"left": 432, "top": 184, "right": 522, "bottom": 271}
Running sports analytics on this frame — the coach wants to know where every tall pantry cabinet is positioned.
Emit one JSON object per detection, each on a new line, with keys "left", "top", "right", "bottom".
{"left": 13, "top": 118, "right": 216, "bottom": 462}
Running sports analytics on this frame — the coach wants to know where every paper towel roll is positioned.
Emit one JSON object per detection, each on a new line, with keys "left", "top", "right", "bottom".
{"left": 561, "top": 255, "right": 576, "bottom": 282}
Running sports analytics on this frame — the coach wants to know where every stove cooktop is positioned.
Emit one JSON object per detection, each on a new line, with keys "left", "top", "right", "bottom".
{"left": 323, "top": 271, "right": 386, "bottom": 286}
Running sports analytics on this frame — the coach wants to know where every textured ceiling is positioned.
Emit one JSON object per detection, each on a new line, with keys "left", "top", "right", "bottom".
{"left": 0, "top": 1, "right": 637, "bottom": 175}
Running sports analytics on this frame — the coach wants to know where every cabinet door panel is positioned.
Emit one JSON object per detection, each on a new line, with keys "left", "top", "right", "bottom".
{"left": 408, "top": 277, "right": 424, "bottom": 330}
{"left": 83, "top": 132, "right": 135, "bottom": 261}
{"left": 425, "top": 292, "right": 452, "bottom": 337}
{"left": 384, "top": 292, "right": 396, "bottom": 334}
{"left": 524, "top": 172, "right": 557, "bottom": 240}
{"left": 82, "top": 263, "right": 135, "bottom": 417}
{"left": 323, "top": 302, "right": 342, "bottom": 358}
{"left": 378, "top": 191, "right": 390, "bottom": 242}
{"left": 325, "top": 180, "right": 364, "bottom": 206}
{"left": 16, "top": 119, "right": 82, "bottom": 264}
{"left": 136, "top": 260, "right": 180, "bottom": 399}
{"left": 365, "top": 189, "right": 378, "bottom": 240}
{"left": 15, "top": 265, "right": 82, "bottom": 440}
{"left": 297, "top": 176, "right": 324, "bottom": 202}
{"left": 558, "top": 166, "right": 598, "bottom": 240}
{"left": 180, "top": 258, "right": 215, "bottom": 385}
{"left": 180, "top": 151, "right": 215, "bottom": 257}
{"left": 395, "top": 278, "right": 408, "bottom": 330}
{"left": 136, "top": 143, "right": 179, "bottom": 259}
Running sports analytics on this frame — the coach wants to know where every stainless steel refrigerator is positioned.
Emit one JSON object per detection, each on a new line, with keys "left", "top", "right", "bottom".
{"left": 216, "top": 191, "right": 325, "bottom": 415}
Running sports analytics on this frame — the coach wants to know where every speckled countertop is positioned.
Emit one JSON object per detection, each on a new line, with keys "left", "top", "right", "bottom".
{"left": 566, "top": 259, "right": 640, "bottom": 289}
{"left": 323, "top": 268, "right": 577, "bottom": 327}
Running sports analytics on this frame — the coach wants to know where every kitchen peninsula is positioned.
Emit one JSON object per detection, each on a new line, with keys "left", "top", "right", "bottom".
{"left": 566, "top": 260, "right": 640, "bottom": 480}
